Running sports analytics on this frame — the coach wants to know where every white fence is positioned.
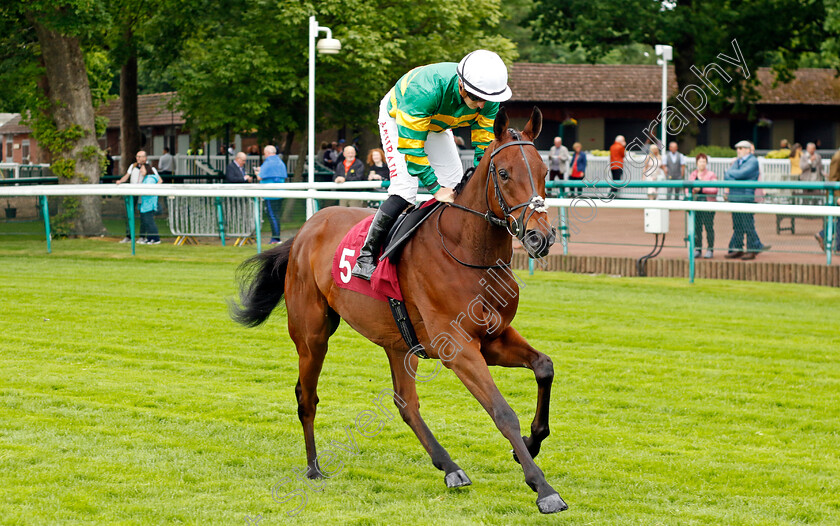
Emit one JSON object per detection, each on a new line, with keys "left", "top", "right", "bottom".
{"left": 2, "top": 182, "right": 839, "bottom": 275}
{"left": 459, "top": 152, "right": 831, "bottom": 200}
{"left": 3, "top": 152, "right": 826, "bottom": 185}
{"left": 110, "top": 155, "right": 299, "bottom": 177}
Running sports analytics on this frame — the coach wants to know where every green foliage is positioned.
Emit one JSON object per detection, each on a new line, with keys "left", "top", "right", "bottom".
{"left": 589, "top": 149, "right": 609, "bottom": 156}
{"left": 500, "top": 0, "right": 657, "bottom": 65}
{"left": 532, "top": 0, "right": 829, "bottom": 116}
{"left": 84, "top": 47, "right": 115, "bottom": 109}
{"left": 689, "top": 145, "right": 737, "bottom": 158}
{"left": 51, "top": 196, "right": 79, "bottom": 236}
{"left": 765, "top": 148, "right": 792, "bottom": 159}
{"left": 164, "top": 0, "right": 516, "bottom": 142}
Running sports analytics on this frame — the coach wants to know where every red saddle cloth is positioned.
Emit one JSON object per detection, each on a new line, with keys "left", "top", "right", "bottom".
{"left": 331, "top": 215, "right": 402, "bottom": 301}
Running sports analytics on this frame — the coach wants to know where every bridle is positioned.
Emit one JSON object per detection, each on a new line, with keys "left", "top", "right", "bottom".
{"left": 448, "top": 132, "right": 549, "bottom": 240}
{"left": 441, "top": 131, "right": 553, "bottom": 268}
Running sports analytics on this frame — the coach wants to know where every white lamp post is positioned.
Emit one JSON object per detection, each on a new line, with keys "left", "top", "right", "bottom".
{"left": 655, "top": 44, "right": 673, "bottom": 149}
{"left": 307, "top": 15, "right": 341, "bottom": 219}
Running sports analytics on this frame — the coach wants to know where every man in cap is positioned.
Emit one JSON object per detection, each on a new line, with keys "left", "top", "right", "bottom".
{"left": 724, "top": 140, "right": 770, "bottom": 260}
{"left": 352, "top": 49, "right": 512, "bottom": 280}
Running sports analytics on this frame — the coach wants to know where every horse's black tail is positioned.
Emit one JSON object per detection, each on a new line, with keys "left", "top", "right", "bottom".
{"left": 229, "top": 236, "right": 295, "bottom": 327}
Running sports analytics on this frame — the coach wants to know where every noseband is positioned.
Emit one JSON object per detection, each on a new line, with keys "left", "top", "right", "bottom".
{"left": 449, "top": 133, "right": 548, "bottom": 242}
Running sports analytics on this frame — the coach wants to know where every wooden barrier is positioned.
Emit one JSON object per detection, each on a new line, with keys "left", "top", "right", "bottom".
{"left": 511, "top": 253, "right": 840, "bottom": 287}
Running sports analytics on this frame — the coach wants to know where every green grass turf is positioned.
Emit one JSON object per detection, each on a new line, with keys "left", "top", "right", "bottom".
{"left": 0, "top": 239, "right": 838, "bottom": 525}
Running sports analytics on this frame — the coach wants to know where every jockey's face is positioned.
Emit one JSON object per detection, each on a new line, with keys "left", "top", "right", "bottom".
{"left": 459, "top": 81, "right": 485, "bottom": 110}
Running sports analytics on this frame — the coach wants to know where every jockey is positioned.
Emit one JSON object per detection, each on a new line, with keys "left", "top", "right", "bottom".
{"left": 352, "top": 49, "right": 513, "bottom": 280}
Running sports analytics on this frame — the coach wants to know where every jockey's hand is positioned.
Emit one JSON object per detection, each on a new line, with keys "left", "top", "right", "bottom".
{"left": 434, "top": 187, "right": 455, "bottom": 203}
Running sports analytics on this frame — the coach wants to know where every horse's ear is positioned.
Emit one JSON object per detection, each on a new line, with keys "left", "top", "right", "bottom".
{"left": 523, "top": 106, "right": 542, "bottom": 141}
{"left": 494, "top": 106, "right": 509, "bottom": 140}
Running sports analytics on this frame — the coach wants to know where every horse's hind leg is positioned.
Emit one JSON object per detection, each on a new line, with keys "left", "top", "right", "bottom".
{"left": 288, "top": 291, "right": 339, "bottom": 479}
{"left": 384, "top": 348, "right": 471, "bottom": 488}
{"left": 482, "top": 326, "right": 553, "bottom": 461}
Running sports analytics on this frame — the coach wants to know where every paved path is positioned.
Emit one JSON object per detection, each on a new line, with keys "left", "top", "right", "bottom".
{"left": 536, "top": 206, "right": 836, "bottom": 266}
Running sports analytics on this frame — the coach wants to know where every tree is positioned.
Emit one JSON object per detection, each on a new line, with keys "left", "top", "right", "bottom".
{"left": 105, "top": 0, "right": 203, "bottom": 173}
{"left": 165, "top": 0, "right": 516, "bottom": 171}
{"left": 0, "top": 1, "right": 109, "bottom": 235}
{"left": 532, "top": 0, "right": 828, "bottom": 122}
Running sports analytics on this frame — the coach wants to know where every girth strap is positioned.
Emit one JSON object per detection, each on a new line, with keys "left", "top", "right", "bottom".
{"left": 387, "top": 297, "right": 429, "bottom": 359}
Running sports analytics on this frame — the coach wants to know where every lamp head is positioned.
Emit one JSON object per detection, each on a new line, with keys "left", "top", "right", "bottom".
{"left": 317, "top": 38, "right": 341, "bottom": 54}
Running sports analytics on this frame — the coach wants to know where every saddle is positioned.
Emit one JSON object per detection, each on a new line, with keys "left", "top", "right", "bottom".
{"left": 380, "top": 199, "right": 444, "bottom": 264}
{"left": 331, "top": 199, "right": 443, "bottom": 360}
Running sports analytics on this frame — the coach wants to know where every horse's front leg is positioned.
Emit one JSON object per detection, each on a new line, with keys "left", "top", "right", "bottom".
{"left": 444, "top": 347, "right": 567, "bottom": 514}
{"left": 482, "top": 326, "right": 553, "bottom": 461}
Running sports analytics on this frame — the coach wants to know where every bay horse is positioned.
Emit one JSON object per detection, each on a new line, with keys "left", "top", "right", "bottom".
{"left": 231, "top": 107, "right": 567, "bottom": 514}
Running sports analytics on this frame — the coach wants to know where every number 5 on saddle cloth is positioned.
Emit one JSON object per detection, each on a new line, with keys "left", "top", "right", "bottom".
{"left": 330, "top": 200, "right": 444, "bottom": 359}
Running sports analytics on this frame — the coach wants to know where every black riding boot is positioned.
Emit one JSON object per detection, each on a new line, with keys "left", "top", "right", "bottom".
{"left": 352, "top": 196, "right": 409, "bottom": 280}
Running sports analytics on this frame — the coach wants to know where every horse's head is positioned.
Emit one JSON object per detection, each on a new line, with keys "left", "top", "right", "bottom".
{"left": 482, "top": 106, "right": 556, "bottom": 258}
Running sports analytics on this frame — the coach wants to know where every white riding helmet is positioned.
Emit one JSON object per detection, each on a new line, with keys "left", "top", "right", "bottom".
{"left": 457, "top": 50, "right": 512, "bottom": 103}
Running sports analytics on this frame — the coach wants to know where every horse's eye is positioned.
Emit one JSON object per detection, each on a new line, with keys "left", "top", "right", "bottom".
{"left": 498, "top": 169, "right": 509, "bottom": 181}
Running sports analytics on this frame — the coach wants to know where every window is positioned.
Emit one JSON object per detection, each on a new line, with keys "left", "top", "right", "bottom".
{"left": 21, "top": 139, "right": 30, "bottom": 164}
{"left": 4, "top": 137, "right": 11, "bottom": 160}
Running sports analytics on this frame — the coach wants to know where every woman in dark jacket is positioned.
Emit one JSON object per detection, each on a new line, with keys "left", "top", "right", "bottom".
{"left": 366, "top": 148, "right": 390, "bottom": 181}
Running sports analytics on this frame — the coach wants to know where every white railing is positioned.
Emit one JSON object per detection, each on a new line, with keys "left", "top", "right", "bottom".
{"left": 111, "top": 155, "right": 300, "bottom": 177}
{"left": 2, "top": 182, "right": 838, "bottom": 273}
{"left": 460, "top": 151, "right": 832, "bottom": 200}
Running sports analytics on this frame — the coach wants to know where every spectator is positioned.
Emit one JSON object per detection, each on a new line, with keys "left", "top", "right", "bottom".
{"left": 643, "top": 144, "right": 665, "bottom": 200}
{"left": 138, "top": 164, "right": 163, "bottom": 245}
{"left": 608, "top": 135, "right": 626, "bottom": 198}
{"left": 104, "top": 147, "right": 115, "bottom": 177}
{"left": 799, "top": 142, "right": 824, "bottom": 183}
{"left": 334, "top": 145, "right": 364, "bottom": 183}
{"left": 115, "top": 150, "right": 157, "bottom": 243}
{"left": 724, "top": 140, "right": 770, "bottom": 260}
{"left": 158, "top": 147, "right": 174, "bottom": 177}
{"left": 318, "top": 142, "right": 329, "bottom": 162}
{"left": 789, "top": 143, "right": 803, "bottom": 176}
{"left": 687, "top": 153, "right": 718, "bottom": 259}
{"left": 225, "top": 152, "right": 252, "bottom": 183}
{"left": 780, "top": 138, "right": 790, "bottom": 149}
{"left": 453, "top": 135, "right": 467, "bottom": 149}
{"left": 664, "top": 141, "right": 686, "bottom": 200}
{"left": 335, "top": 145, "right": 365, "bottom": 208}
{"left": 816, "top": 147, "right": 840, "bottom": 252}
{"left": 254, "top": 145, "right": 287, "bottom": 244}
{"left": 568, "top": 142, "right": 586, "bottom": 196}
{"left": 335, "top": 139, "right": 348, "bottom": 165}
{"left": 547, "top": 137, "right": 570, "bottom": 196}
{"left": 323, "top": 141, "right": 339, "bottom": 169}
{"left": 366, "top": 148, "right": 389, "bottom": 181}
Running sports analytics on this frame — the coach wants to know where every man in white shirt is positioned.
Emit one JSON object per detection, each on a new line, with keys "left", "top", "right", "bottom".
{"left": 158, "top": 147, "right": 174, "bottom": 176}
{"left": 664, "top": 141, "right": 686, "bottom": 200}
{"left": 547, "top": 137, "right": 569, "bottom": 197}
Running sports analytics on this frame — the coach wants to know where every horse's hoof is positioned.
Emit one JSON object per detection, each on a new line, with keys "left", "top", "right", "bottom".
{"left": 536, "top": 493, "right": 568, "bottom": 514}
{"left": 444, "top": 469, "right": 471, "bottom": 488}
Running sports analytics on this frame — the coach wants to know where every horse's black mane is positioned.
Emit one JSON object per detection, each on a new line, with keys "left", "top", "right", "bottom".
{"left": 454, "top": 128, "right": 522, "bottom": 195}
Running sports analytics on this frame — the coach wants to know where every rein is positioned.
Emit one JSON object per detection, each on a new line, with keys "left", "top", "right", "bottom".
{"left": 440, "top": 134, "right": 548, "bottom": 268}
